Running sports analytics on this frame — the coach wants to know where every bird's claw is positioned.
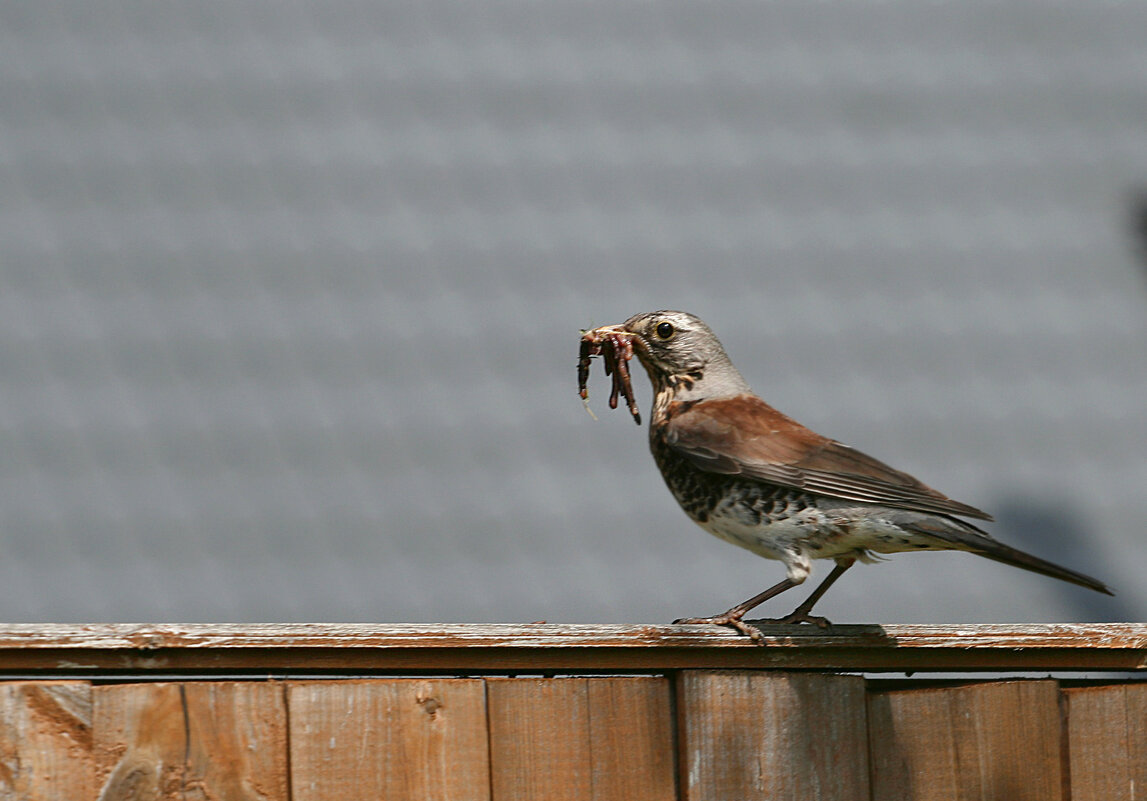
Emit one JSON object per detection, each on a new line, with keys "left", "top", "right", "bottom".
{"left": 674, "top": 614, "right": 764, "bottom": 642}
{"left": 753, "top": 610, "right": 833, "bottom": 628}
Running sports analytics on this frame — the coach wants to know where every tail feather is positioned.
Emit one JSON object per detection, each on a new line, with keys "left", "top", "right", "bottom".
{"left": 970, "top": 539, "right": 1113, "bottom": 596}
{"left": 903, "top": 517, "right": 1113, "bottom": 596}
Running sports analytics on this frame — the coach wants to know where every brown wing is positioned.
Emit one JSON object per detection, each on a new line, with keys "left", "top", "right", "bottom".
{"left": 660, "top": 395, "right": 993, "bottom": 521}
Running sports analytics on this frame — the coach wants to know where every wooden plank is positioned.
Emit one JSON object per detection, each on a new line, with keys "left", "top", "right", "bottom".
{"left": 676, "top": 670, "right": 869, "bottom": 801}
{"left": 586, "top": 678, "right": 677, "bottom": 801}
{"left": 1063, "top": 684, "right": 1147, "bottom": 801}
{"left": 487, "top": 678, "right": 590, "bottom": 800}
{"left": 0, "top": 623, "right": 1142, "bottom": 673}
{"left": 94, "top": 681, "right": 288, "bottom": 800}
{"left": 486, "top": 677, "right": 676, "bottom": 801}
{"left": 288, "top": 679, "right": 489, "bottom": 801}
{"left": 0, "top": 682, "right": 94, "bottom": 800}
{"left": 867, "top": 680, "right": 1062, "bottom": 801}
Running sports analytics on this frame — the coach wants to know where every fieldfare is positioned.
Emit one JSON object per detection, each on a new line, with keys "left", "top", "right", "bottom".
{"left": 580, "top": 310, "right": 1112, "bottom": 639}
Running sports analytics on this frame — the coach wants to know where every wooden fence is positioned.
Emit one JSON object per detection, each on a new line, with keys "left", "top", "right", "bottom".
{"left": 0, "top": 623, "right": 1144, "bottom": 800}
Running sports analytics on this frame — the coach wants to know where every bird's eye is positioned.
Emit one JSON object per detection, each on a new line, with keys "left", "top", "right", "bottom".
{"left": 656, "top": 321, "right": 675, "bottom": 339}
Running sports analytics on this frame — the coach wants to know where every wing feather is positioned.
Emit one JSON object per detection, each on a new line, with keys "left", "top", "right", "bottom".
{"left": 661, "top": 395, "right": 993, "bottom": 521}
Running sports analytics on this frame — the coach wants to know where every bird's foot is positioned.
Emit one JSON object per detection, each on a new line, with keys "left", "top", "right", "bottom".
{"left": 673, "top": 614, "right": 764, "bottom": 642}
{"left": 753, "top": 610, "right": 833, "bottom": 628}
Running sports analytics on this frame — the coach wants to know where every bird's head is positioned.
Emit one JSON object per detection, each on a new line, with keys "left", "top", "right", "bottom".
{"left": 617, "top": 310, "right": 751, "bottom": 400}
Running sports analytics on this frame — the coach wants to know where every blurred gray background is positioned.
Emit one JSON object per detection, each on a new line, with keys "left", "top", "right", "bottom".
{"left": 1, "top": 2, "right": 1144, "bottom": 624}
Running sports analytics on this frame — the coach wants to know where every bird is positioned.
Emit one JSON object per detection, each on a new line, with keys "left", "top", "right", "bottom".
{"left": 583, "top": 310, "right": 1112, "bottom": 639}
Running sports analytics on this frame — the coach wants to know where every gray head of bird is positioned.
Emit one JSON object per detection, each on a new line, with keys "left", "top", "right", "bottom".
{"left": 619, "top": 310, "right": 752, "bottom": 400}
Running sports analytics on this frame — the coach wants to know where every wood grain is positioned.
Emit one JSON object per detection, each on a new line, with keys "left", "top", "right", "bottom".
{"left": 486, "top": 677, "right": 676, "bottom": 801}
{"left": 288, "top": 679, "right": 489, "bottom": 801}
{"left": 867, "top": 680, "right": 1062, "bottom": 801}
{"left": 1063, "top": 683, "right": 1147, "bottom": 801}
{"left": 0, "top": 623, "right": 1143, "bottom": 673}
{"left": 676, "top": 670, "right": 869, "bottom": 801}
{"left": 586, "top": 677, "right": 677, "bottom": 800}
{"left": 2, "top": 672, "right": 1147, "bottom": 799}
{"left": 94, "top": 681, "right": 288, "bottom": 800}
{"left": 0, "top": 681, "right": 93, "bottom": 801}
{"left": 487, "top": 678, "right": 590, "bottom": 801}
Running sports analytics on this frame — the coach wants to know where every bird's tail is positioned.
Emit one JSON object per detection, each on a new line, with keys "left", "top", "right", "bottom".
{"left": 967, "top": 539, "right": 1113, "bottom": 596}
{"left": 903, "top": 517, "right": 1113, "bottom": 596}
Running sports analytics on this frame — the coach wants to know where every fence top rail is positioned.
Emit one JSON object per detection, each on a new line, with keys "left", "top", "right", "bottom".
{"left": 0, "top": 623, "right": 1143, "bottom": 674}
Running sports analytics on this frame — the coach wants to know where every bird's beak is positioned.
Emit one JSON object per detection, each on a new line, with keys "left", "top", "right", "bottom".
{"left": 587, "top": 324, "right": 647, "bottom": 355}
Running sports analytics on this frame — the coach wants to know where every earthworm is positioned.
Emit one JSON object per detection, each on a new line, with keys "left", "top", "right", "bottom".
{"left": 578, "top": 328, "right": 641, "bottom": 424}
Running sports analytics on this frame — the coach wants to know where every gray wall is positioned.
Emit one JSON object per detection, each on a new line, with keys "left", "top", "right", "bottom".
{"left": 1, "top": 2, "right": 1144, "bottom": 624}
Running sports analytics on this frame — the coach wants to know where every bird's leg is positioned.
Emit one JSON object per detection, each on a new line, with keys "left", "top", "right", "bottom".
{"left": 755, "top": 558, "right": 855, "bottom": 628}
{"left": 674, "top": 576, "right": 798, "bottom": 641}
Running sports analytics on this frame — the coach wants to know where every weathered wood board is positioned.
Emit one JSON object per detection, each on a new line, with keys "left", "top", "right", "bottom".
{"left": 677, "top": 670, "right": 870, "bottom": 801}
{"left": 288, "top": 679, "right": 490, "bottom": 801}
{"left": 867, "top": 680, "right": 1062, "bottom": 801}
{"left": 94, "top": 682, "right": 288, "bottom": 800}
{"left": 0, "top": 623, "right": 1142, "bottom": 672}
{"left": 0, "top": 625, "right": 1141, "bottom": 800}
{"left": 0, "top": 682, "right": 93, "bottom": 801}
{"left": 1063, "top": 683, "right": 1147, "bottom": 801}
{"left": 486, "top": 676, "right": 676, "bottom": 801}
